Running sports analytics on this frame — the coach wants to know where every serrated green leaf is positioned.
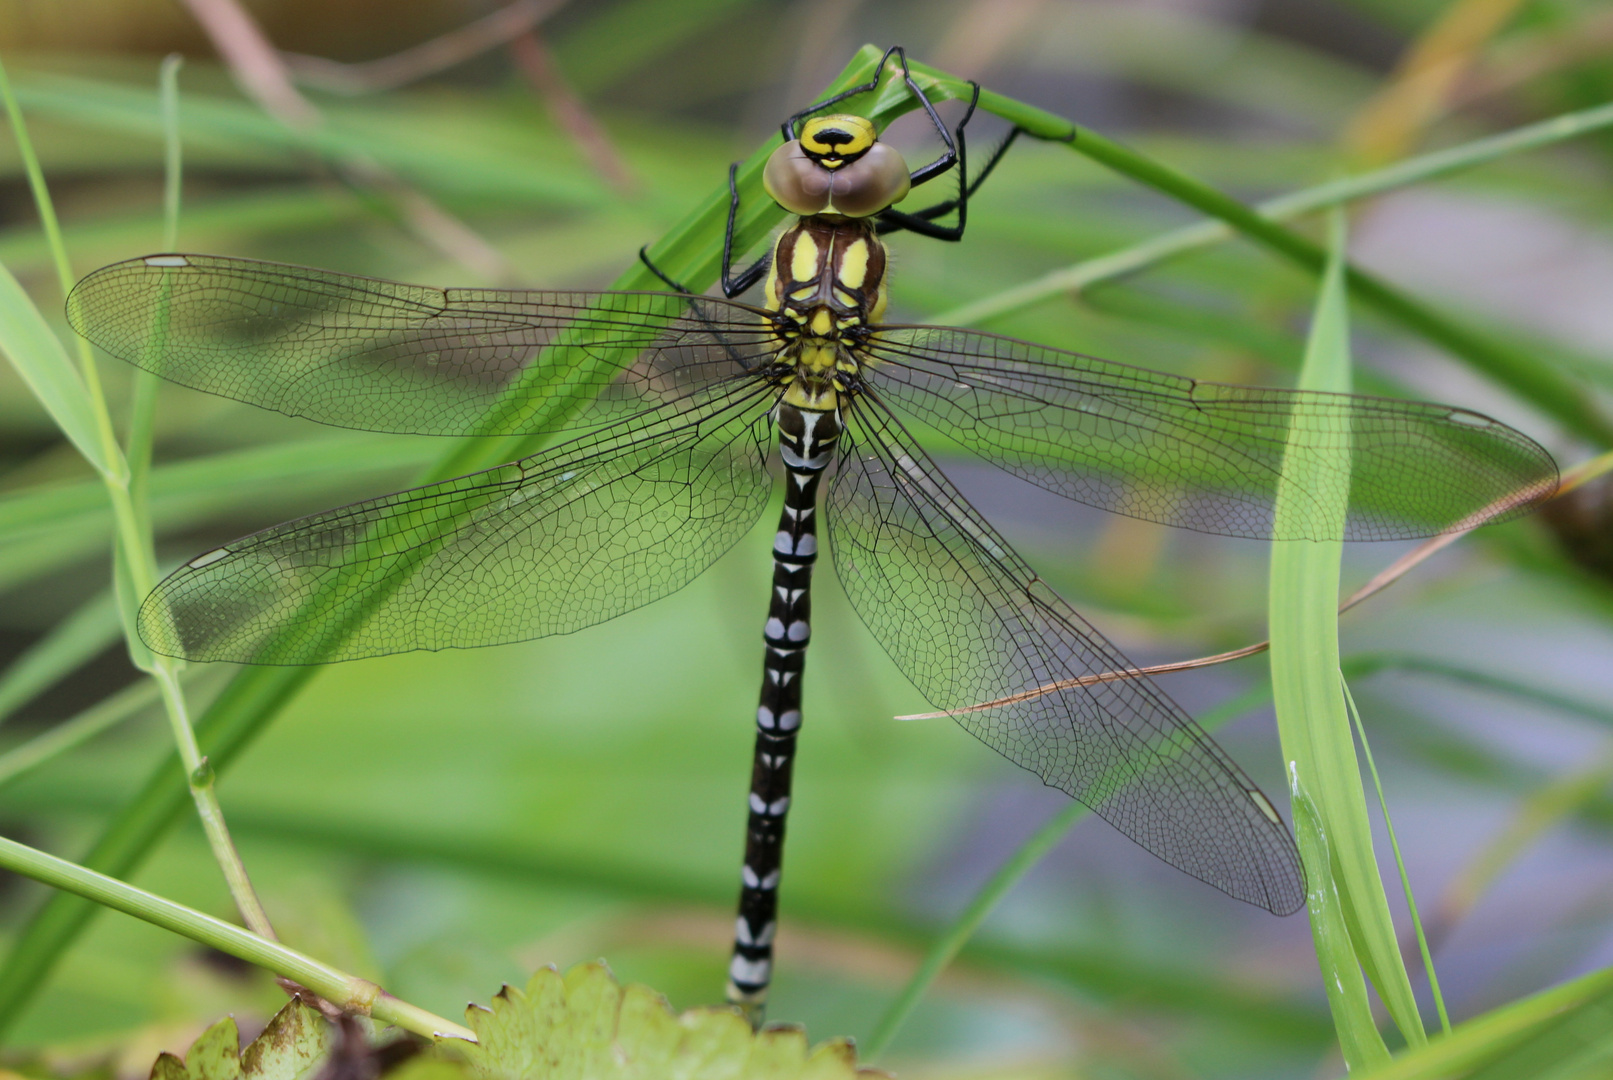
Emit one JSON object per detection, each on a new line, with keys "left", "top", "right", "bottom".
{"left": 462, "top": 964, "right": 879, "bottom": 1080}
{"left": 151, "top": 1000, "right": 332, "bottom": 1080}
{"left": 152, "top": 1052, "right": 191, "bottom": 1080}
{"left": 239, "top": 998, "right": 334, "bottom": 1080}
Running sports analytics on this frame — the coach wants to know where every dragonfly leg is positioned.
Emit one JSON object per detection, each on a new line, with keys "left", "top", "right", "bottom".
{"left": 637, "top": 246, "right": 693, "bottom": 293}
{"left": 722, "top": 162, "right": 773, "bottom": 298}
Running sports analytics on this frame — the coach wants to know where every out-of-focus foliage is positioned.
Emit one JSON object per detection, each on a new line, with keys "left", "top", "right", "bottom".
{"left": 0, "top": 1, "right": 1610, "bottom": 1078}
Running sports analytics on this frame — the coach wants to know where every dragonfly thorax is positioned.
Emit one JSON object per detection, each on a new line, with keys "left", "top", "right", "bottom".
{"left": 766, "top": 217, "right": 887, "bottom": 411}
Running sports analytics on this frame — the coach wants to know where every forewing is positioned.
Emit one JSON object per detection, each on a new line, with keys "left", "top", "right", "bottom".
{"left": 67, "top": 254, "right": 778, "bottom": 435}
{"left": 866, "top": 325, "right": 1557, "bottom": 541}
{"left": 140, "top": 386, "right": 777, "bottom": 664}
{"left": 828, "top": 398, "right": 1304, "bottom": 914}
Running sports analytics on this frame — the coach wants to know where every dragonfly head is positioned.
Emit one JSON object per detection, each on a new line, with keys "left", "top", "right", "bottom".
{"left": 764, "top": 114, "right": 911, "bottom": 219}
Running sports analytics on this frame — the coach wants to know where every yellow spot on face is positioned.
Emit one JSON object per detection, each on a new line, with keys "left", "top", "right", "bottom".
{"left": 839, "top": 239, "right": 870, "bottom": 289}
{"left": 810, "top": 309, "right": 833, "bottom": 336}
{"left": 790, "top": 232, "right": 820, "bottom": 285}
{"left": 801, "top": 115, "right": 876, "bottom": 160}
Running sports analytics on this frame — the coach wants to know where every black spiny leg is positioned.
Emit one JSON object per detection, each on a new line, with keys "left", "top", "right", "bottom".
{"left": 721, "top": 163, "right": 773, "bottom": 298}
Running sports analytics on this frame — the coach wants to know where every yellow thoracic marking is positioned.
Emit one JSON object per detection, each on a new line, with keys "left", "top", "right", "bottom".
{"left": 870, "top": 277, "right": 889, "bottom": 324}
{"left": 790, "top": 232, "right": 820, "bottom": 284}
{"left": 798, "top": 342, "right": 838, "bottom": 381}
{"left": 810, "top": 309, "right": 833, "bottom": 336}
{"left": 838, "top": 238, "right": 870, "bottom": 289}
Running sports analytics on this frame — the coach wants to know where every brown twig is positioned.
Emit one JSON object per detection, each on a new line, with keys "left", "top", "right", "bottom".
{"left": 180, "top": 0, "right": 515, "bottom": 282}
{"left": 895, "top": 463, "right": 1582, "bottom": 722}
{"left": 508, "top": 28, "right": 636, "bottom": 194}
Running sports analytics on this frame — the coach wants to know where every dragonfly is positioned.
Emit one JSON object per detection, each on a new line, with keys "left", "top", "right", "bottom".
{"left": 66, "top": 49, "right": 1557, "bottom": 1026}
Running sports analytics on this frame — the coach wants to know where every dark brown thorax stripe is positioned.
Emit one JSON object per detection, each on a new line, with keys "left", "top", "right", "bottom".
{"left": 767, "top": 217, "right": 887, "bottom": 320}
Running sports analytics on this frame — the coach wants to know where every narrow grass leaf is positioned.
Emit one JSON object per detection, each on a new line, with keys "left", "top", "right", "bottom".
{"left": 0, "top": 258, "right": 111, "bottom": 474}
{"left": 1269, "top": 208, "right": 1420, "bottom": 1058}
{"left": 1292, "top": 788, "right": 1390, "bottom": 1071}
{"left": 1355, "top": 967, "right": 1613, "bottom": 1079}
{"left": 1343, "top": 676, "right": 1450, "bottom": 1034}
{"left": 0, "top": 588, "right": 120, "bottom": 731}
{"left": 0, "top": 678, "right": 162, "bottom": 790}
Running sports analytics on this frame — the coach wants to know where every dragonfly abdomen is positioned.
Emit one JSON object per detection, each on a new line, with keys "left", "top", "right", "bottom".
{"left": 729, "top": 401, "right": 842, "bottom": 1021}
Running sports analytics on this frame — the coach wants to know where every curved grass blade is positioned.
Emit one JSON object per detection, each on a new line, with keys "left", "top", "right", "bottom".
{"left": 1269, "top": 209, "right": 1419, "bottom": 1058}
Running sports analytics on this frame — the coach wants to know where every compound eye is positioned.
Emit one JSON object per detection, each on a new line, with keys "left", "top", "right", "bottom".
{"left": 763, "top": 141, "right": 834, "bottom": 215}
{"left": 824, "top": 142, "right": 911, "bottom": 218}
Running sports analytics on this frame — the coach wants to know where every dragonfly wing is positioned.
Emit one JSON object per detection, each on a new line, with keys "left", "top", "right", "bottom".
{"left": 828, "top": 397, "right": 1305, "bottom": 914}
{"left": 68, "top": 254, "right": 778, "bottom": 436}
{"left": 865, "top": 325, "right": 1557, "bottom": 541}
{"left": 140, "top": 386, "right": 777, "bottom": 664}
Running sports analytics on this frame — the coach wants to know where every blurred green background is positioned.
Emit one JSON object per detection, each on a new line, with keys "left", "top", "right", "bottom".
{"left": 0, "top": 0, "right": 1611, "bottom": 1077}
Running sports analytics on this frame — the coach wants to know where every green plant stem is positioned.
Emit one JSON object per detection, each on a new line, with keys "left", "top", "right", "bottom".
{"left": 0, "top": 51, "right": 275, "bottom": 942}
{"left": 0, "top": 831, "right": 475, "bottom": 1043}
{"left": 0, "top": 664, "right": 312, "bottom": 1031}
{"left": 923, "top": 76, "right": 1613, "bottom": 446}
{"left": 934, "top": 98, "right": 1613, "bottom": 329}
{"left": 862, "top": 798, "right": 1088, "bottom": 1060}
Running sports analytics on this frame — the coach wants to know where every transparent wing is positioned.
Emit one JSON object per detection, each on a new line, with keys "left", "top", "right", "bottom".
{"left": 67, "top": 254, "right": 778, "bottom": 436}
{"left": 865, "top": 325, "right": 1557, "bottom": 541}
{"left": 140, "top": 385, "right": 778, "bottom": 664}
{"left": 828, "top": 397, "right": 1305, "bottom": 914}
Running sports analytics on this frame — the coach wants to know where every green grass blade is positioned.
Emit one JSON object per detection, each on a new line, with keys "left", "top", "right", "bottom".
{"left": 0, "top": 589, "right": 120, "bottom": 731}
{"left": 0, "top": 257, "right": 111, "bottom": 474}
{"left": 935, "top": 97, "right": 1613, "bottom": 328}
{"left": 911, "top": 64, "right": 1613, "bottom": 446}
{"left": 1269, "top": 208, "right": 1419, "bottom": 1059}
{"left": 1342, "top": 676, "right": 1450, "bottom": 1034}
{"left": 1292, "top": 788, "right": 1390, "bottom": 1071}
{"left": 0, "top": 678, "right": 162, "bottom": 790}
{"left": 1355, "top": 967, "right": 1613, "bottom": 1080}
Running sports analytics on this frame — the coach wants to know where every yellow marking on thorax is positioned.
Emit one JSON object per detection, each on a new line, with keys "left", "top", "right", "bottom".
{"left": 790, "top": 232, "right": 820, "bottom": 285}
{"left": 870, "top": 277, "right": 889, "bottom": 324}
{"left": 838, "top": 238, "right": 870, "bottom": 290}
{"left": 810, "top": 309, "right": 833, "bottom": 336}
{"left": 764, "top": 260, "right": 780, "bottom": 311}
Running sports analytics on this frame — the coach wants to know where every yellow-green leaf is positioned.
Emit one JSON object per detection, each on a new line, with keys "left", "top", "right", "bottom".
{"left": 150, "top": 1000, "right": 332, "bottom": 1080}
{"left": 462, "top": 963, "right": 878, "bottom": 1080}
